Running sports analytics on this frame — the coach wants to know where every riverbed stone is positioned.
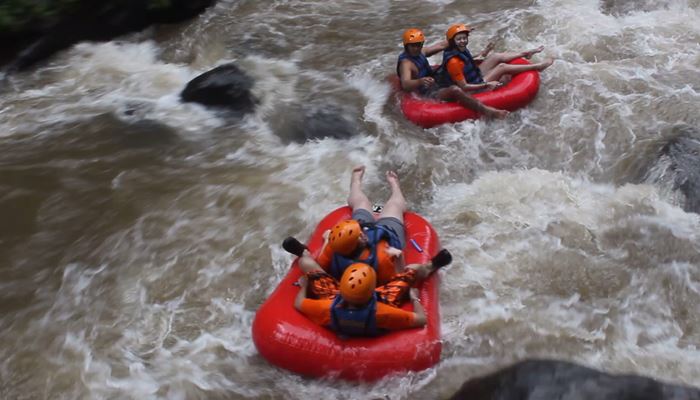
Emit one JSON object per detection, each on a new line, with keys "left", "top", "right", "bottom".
{"left": 449, "top": 359, "right": 700, "bottom": 400}
{"left": 180, "top": 63, "right": 257, "bottom": 114}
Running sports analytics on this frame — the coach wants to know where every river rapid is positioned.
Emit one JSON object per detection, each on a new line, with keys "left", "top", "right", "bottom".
{"left": 1, "top": 0, "right": 699, "bottom": 398}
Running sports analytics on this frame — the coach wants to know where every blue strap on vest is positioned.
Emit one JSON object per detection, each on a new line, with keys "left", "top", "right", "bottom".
{"left": 329, "top": 224, "right": 403, "bottom": 280}
{"left": 436, "top": 48, "right": 484, "bottom": 86}
{"left": 329, "top": 292, "right": 380, "bottom": 337}
{"left": 396, "top": 52, "right": 433, "bottom": 79}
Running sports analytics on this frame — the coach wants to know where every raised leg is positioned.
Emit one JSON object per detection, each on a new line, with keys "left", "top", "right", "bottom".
{"left": 347, "top": 165, "right": 372, "bottom": 211}
{"left": 482, "top": 58, "right": 554, "bottom": 82}
{"left": 379, "top": 171, "right": 406, "bottom": 222}
{"left": 478, "top": 46, "right": 545, "bottom": 74}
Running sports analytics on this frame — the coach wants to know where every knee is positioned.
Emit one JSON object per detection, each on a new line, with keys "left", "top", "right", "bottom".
{"left": 494, "top": 63, "right": 507, "bottom": 72}
{"left": 448, "top": 86, "right": 466, "bottom": 99}
{"left": 448, "top": 86, "right": 461, "bottom": 96}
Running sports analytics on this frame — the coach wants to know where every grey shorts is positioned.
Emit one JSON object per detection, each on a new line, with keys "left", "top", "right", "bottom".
{"left": 352, "top": 208, "right": 406, "bottom": 249}
{"left": 416, "top": 84, "right": 442, "bottom": 99}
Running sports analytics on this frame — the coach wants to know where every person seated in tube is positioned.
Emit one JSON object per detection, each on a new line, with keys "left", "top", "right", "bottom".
{"left": 293, "top": 257, "right": 451, "bottom": 337}
{"left": 397, "top": 28, "right": 509, "bottom": 118}
{"left": 285, "top": 165, "right": 411, "bottom": 286}
{"left": 436, "top": 23, "right": 554, "bottom": 94}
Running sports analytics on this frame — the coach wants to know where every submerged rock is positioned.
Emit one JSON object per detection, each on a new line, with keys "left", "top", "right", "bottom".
{"left": 449, "top": 359, "right": 700, "bottom": 400}
{"left": 644, "top": 125, "right": 700, "bottom": 214}
{"left": 600, "top": 0, "right": 671, "bottom": 15}
{"left": 659, "top": 134, "right": 700, "bottom": 213}
{"left": 180, "top": 63, "right": 257, "bottom": 115}
{"left": 273, "top": 104, "right": 359, "bottom": 144}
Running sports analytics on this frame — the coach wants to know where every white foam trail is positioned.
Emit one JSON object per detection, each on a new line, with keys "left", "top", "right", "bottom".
{"left": 0, "top": 41, "right": 225, "bottom": 137}
{"left": 346, "top": 60, "right": 393, "bottom": 135}
{"left": 428, "top": 168, "right": 700, "bottom": 385}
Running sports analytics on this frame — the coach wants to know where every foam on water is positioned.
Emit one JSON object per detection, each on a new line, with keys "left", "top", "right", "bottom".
{"left": 428, "top": 169, "right": 700, "bottom": 384}
{"left": 2, "top": 0, "right": 700, "bottom": 398}
{"left": 0, "top": 41, "right": 225, "bottom": 138}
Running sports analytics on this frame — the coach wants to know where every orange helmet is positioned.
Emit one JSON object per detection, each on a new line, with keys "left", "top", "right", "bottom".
{"left": 340, "top": 263, "right": 376, "bottom": 304}
{"left": 329, "top": 219, "right": 362, "bottom": 256}
{"left": 402, "top": 28, "right": 425, "bottom": 45}
{"left": 446, "top": 23, "right": 472, "bottom": 41}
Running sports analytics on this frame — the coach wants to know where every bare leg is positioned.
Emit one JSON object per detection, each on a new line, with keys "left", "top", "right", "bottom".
{"left": 347, "top": 165, "right": 371, "bottom": 211}
{"left": 379, "top": 171, "right": 406, "bottom": 222}
{"left": 404, "top": 248, "right": 452, "bottom": 279}
{"left": 522, "top": 45, "right": 545, "bottom": 59}
{"left": 482, "top": 58, "right": 554, "bottom": 82}
{"left": 437, "top": 86, "right": 509, "bottom": 118}
{"left": 478, "top": 52, "right": 525, "bottom": 74}
{"left": 478, "top": 46, "right": 545, "bottom": 74}
{"left": 404, "top": 262, "right": 434, "bottom": 280}
{"left": 299, "top": 251, "right": 325, "bottom": 274}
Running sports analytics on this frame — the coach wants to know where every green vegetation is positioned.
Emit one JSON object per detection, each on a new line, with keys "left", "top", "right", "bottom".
{"left": 0, "top": 0, "right": 79, "bottom": 33}
{"left": 0, "top": 0, "right": 174, "bottom": 34}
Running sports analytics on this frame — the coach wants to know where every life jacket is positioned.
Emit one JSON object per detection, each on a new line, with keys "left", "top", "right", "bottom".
{"left": 436, "top": 48, "right": 484, "bottom": 86}
{"left": 329, "top": 292, "right": 383, "bottom": 337}
{"left": 329, "top": 223, "right": 403, "bottom": 280}
{"left": 396, "top": 51, "right": 433, "bottom": 80}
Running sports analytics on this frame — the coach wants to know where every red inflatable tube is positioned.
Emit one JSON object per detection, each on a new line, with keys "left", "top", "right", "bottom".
{"left": 394, "top": 58, "right": 541, "bottom": 128}
{"left": 252, "top": 206, "right": 442, "bottom": 381}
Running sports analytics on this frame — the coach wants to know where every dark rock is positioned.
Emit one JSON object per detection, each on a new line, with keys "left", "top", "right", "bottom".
{"left": 659, "top": 130, "right": 700, "bottom": 213}
{"left": 449, "top": 359, "right": 700, "bottom": 400}
{"left": 641, "top": 125, "right": 700, "bottom": 214}
{"left": 274, "top": 104, "right": 358, "bottom": 144}
{"left": 1, "top": 0, "right": 215, "bottom": 73}
{"left": 600, "top": 0, "right": 672, "bottom": 15}
{"left": 180, "top": 63, "right": 257, "bottom": 115}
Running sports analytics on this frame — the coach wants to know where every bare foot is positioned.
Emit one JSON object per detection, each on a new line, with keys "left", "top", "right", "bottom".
{"left": 535, "top": 58, "right": 554, "bottom": 71}
{"left": 484, "top": 106, "right": 509, "bottom": 119}
{"left": 350, "top": 165, "right": 365, "bottom": 187}
{"left": 523, "top": 45, "right": 545, "bottom": 59}
{"left": 386, "top": 170, "right": 400, "bottom": 191}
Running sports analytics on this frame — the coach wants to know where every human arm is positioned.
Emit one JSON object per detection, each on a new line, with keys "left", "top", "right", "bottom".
{"left": 384, "top": 245, "right": 404, "bottom": 275}
{"left": 317, "top": 229, "right": 331, "bottom": 255}
{"left": 294, "top": 275, "right": 309, "bottom": 311}
{"left": 311, "top": 230, "right": 333, "bottom": 272}
{"left": 423, "top": 39, "right": 449, "bottom": 57}
{"left": 399, "top": 60, "right": 435, "bottom": 92}
{"left": 473, "top": 41, "right": 495, "bottom": 62}
{"left": 446, "top": 58, "right": 500, "bottom": 91}
{"left": 295, "top": 295, "right": 334, "bottom": 326}
{"left": 409, "top": 288, "right": 426, "bottom": 327}
{"left": 454, "top": 79, "right": 501, "bottom": 92}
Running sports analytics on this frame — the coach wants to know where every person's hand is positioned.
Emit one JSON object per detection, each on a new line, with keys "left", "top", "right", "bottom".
{"left": 485, "top": 81, "right": 502, "bottom": 90}
{"left": 385, "top": 246, "right": 403, "bottom": 259}
{"left": 419, "top": 77, "right": 435, "bottom": 88}
{"left": 481, "top": 41, "right": 496, "bottom": 57}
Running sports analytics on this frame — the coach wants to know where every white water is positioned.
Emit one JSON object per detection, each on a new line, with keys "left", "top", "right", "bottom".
{"left": 1, "top": 0, "right": 699, "bottom": 398}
